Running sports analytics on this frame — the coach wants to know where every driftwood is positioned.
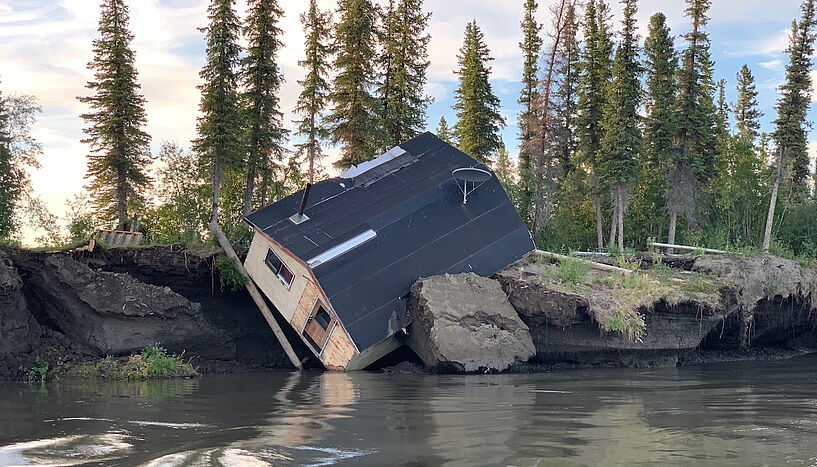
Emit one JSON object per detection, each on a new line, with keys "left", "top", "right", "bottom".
{"left": 531, "top": 249, "right": 634, "bottom": 276}
{"left": 649, "top": 242, "right": 728, "bottom": 255}
{"left": 209, "top": 221, "right": 302, "bottom": 370}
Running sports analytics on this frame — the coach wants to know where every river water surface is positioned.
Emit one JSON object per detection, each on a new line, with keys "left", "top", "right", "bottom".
{"left": 2, "top": 355, "right": 817, "bottom": 466}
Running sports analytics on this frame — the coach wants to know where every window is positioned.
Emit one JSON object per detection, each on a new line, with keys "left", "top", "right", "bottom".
{"left": 313, "top": 306, "right": 332, "bottom": 330}
{"left": 265, "top": 250, "right": 294, "bottom": 288}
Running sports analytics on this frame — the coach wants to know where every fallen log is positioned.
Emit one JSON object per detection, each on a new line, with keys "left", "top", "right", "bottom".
{"left": 209, "top": 221, "right": 302, "bottom": 370}
{"left": 649, "top": 242, "right": 728, "bottom": 255}
{"left": 531, "top": 249, "right": 634, "bottom": 275}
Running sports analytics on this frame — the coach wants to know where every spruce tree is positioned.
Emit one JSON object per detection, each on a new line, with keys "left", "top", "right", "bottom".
{"left": 716, "top": 79, "right": 730, "bottom": 138}
{"left": 328, "top": 0, "right": 379, "bottom": 169}
{"left": 241, "top": 0, "right": 288, "bottom": 215}
{"left": 293, "top": 0, "right": 333, "bottom": 185}
{"left": 494, "top": 140, "right": 516, "bottom": 189}
{"left": 377, "top": 0, "right": 431, "bottom": 148}
{"left": 763, "top": 0, "right": 816, "bottom": 252}
{"left": 0, "top": 88, "right": 14, "bottom": 239}
{"left": 576, "top": 0, "right": 614, "bottom": 250}
{"left": 78, "top": 0, "right": 151, "bottom": 230}
{"left": 733, "top": 64, "right": 763, "bottom": 142}
{"left": 452, "top": 21, "right": 505, "bottom": 164}
{"left": 436, "top": 116, "right": 454, "bottom": 144}
{"left": 667, "top": 0, "right": 718, "bottom": 249}
{"left": 518, "top": 0, "right": 542, "bottom": 223}
{"left": 553, "top": 2, "right": 580, "bottom": 176}
{"left": 639, "top": 12, "right": 678, "bottom": 243}
{"left": 194, "top": 0, "right": 243, "bottom": 225}
{"left": 599, "top": 0, "right": 642, "bottom": 251}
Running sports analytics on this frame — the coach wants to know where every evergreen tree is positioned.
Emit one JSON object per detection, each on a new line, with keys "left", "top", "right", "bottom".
{"left": 518, "top": 0, "right": 542, "bottom": 223}
{"left": 452, "top": 21, "right": 505, "bottom": 164}
{"left": 78, "top": 0, "right": 151, "bottom": 230}
{"left": 328, "top": 0, "right": 380, "bottom": 169}
{"left": 436, "top": 116, "right": 454, "bottom": 144}
{"left": 0, "top": 88, "right": 14, "bottom": 239}
{"left": 194, "top": 0, "right": 243, "bottom": 225}
{"left": 599, "top": 0, "right": 642, "bottom": 251}
{"left": 733, "top": 64, "right": 763, "bottom": 142}
{"left": 377, "top": 0, "right": 431, "bottom": 148}
{"left": 576, "top": 0, "right": 614, "bottom": 250}
{"left": 241, "top": 0, "right": 288, "bottom": 215}
{"left": 639, "top": 13, "right": 678, "bottom": 240}
{"left": 293, "top": 0, "right": 332, "bottom": 185}
{"left": 494, "top": 140, "right": 515, "bottom": 188}
{"left": 716, "top": 79, "right": 730, "bottom": 138}
{"left": 553, "top": 2, "right": 580, "bottom": 176}
{"left": 763, "top": 0, "right": 816, "bottom": 251}
{"left": 666, "top": 0, "right": 718, "bottom": 249}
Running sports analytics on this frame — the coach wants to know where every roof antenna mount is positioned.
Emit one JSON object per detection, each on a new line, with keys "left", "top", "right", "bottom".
{"left": 452, "top": 167, "right": 492, "bottom": 205}
{"left": 289, "top": 183, "right": 312, "bottom": 224}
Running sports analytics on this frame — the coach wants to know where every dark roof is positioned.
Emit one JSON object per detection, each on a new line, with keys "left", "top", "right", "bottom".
{"left": 245, "top": 132, "right": 534, "bottom": 351}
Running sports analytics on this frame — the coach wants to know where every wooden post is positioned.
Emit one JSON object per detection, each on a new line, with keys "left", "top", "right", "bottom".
{"left": 209, "top": 221, "right": 303, "bottom": 370}
{"left": 531, "top": 249, "right": 634, "bottom": 275}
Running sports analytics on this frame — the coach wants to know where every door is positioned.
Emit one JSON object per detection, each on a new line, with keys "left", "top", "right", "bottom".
{"left": 302, "top": 301, "right": 336, "bottom": 354}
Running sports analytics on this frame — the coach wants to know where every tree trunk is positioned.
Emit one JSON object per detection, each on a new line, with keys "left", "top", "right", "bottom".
{"left": 594, "top": 195, "right": 604, "bottom": 251}
{"left": 617, "top": 187, "right": 624, "bottom": 252}
{"left": 762, "top": 147, "right": 784, "bottom": 253}
{"left": 667, "top": 209, "right": 678, "bottom": 255}
{"left": 116, "top": 168, "right": 127, "bottom": 231}
{"left": 608, "top": 193, "right": 617, "bottom": 250}
{"left": 211, "top": 158, "right": 221, "bottom": 225}
{"left": 243, "top": 154, "right": 257, "bottom": 217}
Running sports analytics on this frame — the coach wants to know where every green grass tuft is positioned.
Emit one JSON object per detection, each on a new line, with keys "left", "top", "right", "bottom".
{"left": 73, "top": 344, "right": 197, "bottom": 380}
{"left": 548, "top": 255, "right": 592, "bottom": 289}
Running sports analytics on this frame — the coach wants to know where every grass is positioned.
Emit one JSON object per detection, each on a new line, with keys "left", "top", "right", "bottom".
{"left": 72, "top": 344, "right": 197, "bottom": 380}
{"left": 547, "top": 255, "right": 592, "bottom": 290}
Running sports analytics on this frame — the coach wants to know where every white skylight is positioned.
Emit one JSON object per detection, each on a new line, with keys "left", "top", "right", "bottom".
{"left": 307, "top": 230, "right": 377, "bottom": 268}
{"left": 339, "top": 145, "right": 407, "bottom": 178}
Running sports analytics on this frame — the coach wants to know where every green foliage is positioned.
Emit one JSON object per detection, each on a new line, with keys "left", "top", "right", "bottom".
{"left": 241, "top": 0, "right": 288, "bottom": 215}
{"left": 376, "top": 0, "right": 432, "bottom": 149}
{"left": 734, "top": 64, "right": 763, "bottom": 141}
{"left": 517, "top": 0, "right": 542, "bottom": 220}
{"left": 452, "top": 21, "right": 505, "bottom": 164}
{"left": 79, "top": 0, "right": 151, "bottom": 230}
{"left": 294, "top": 0, "right": 333, "bottom": 184}
{"left": 216, "top": 256, "right": 248, "bottom": 291}
{"left": 28, "top": 356, "right": 49, "bottom": 383}
{"left": 548, "top": 255, "right": 592, "bottom": 288}
{"left": 328, "top": 0, "right": 380, "bottom": 169}
{"left": 74, "top": 344, "right": 196, "bottom": 380}
{"left": 436, "top": 116, "right": 454, "bottom": 144}
{"left": 194, "top": 0, "right": 245, "bottom": 226}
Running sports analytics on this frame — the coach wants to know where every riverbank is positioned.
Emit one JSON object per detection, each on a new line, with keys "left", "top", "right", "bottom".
{"left": 0, "top": 243, "right": 815, "bottom": 379}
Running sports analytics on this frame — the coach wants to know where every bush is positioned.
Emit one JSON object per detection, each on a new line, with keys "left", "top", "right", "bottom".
{"left": 73, "top": 344, "right": 197, "bottom": 380}
{"left": 216, "top": 256, "right": 247, "bottom": 291}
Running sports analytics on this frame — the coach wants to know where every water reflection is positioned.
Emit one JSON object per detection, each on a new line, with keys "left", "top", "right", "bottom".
{"left": 2, "top": 357, "right": 817, "bottom": 465}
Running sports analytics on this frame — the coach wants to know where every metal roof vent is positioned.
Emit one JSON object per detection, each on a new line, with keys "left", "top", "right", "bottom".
{"left": 289, "top": 183, "right": 312, "bottom": 224}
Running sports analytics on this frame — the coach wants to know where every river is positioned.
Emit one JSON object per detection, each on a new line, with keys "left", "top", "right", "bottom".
{"left": 1, "top": 355, "right": 816, "bottom": 466}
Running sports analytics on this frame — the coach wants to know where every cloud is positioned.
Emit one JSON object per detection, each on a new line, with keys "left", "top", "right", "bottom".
{"left": 758, "top": 59, "right": 784, "bottom": 71}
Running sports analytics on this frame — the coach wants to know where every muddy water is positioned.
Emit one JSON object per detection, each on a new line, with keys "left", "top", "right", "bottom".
{"left": 2, "top": 356, "right": 817, "bottom": 466}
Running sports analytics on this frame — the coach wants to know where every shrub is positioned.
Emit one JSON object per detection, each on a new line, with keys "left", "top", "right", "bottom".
{"left": 216, "top": 256, "right": 247, "bottom": 291}
{"left": 73, "top": 344, "right": 197, "bottom": 380}
{"left": 28, "top": 356, "right": 49, "bottom": 383}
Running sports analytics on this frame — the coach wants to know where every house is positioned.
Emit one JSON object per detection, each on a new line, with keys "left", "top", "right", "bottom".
{"left": 243, "top": 132, "right": 534, "bottom": 370}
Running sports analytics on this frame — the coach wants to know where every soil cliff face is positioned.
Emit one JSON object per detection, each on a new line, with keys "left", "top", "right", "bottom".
{"left": 0, "top": 245, "right": 296, "bottom": 379}
{"left": 493, "top": 255, "right": 817, "bottom": 368}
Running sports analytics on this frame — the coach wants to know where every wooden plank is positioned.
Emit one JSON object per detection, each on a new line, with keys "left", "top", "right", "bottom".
{"left": 209, "top": 221, "right": 303, "bottom": 370}
{"left": 531, "top": 249, "right": 634, "bottom": 276}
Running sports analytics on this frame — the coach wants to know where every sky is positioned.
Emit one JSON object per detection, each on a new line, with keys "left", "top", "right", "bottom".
{"left": 1, "top": 0, "right": 816, "bottom": 244}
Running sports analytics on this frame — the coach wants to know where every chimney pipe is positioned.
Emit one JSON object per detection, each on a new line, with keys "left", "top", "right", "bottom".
{"left": 290, "top": 183, "right": 312, "bottom": 224}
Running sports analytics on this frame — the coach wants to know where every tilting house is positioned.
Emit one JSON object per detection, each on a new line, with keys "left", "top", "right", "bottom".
{"left": 243, "top": 132, "right": 534, "bottom": 370}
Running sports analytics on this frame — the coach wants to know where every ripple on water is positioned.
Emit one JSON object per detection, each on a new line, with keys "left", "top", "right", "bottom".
{"left": 0, "top": 432, "right": 133, "bottom": 466}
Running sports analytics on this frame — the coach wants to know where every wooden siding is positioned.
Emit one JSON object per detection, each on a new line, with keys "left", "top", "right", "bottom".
{"left": 246, "top": 230, "right": 359, "bottom": 370}
{"left": 245, "top": 233, "right": 310, "bottom": 322}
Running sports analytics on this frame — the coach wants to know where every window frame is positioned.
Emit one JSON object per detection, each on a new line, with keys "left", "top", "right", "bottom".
{"left": 264, "top": 249, "right": 294, "bottom": 289}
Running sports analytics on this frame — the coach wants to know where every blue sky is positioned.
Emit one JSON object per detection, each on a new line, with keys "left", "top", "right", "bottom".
{"left": 0, "top": 0, "right": 814, "bottom": 242}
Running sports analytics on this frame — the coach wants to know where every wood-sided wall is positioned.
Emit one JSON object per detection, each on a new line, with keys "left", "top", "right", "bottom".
{"left": 245, "top": 230, "right": 359, "bottom": 370}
